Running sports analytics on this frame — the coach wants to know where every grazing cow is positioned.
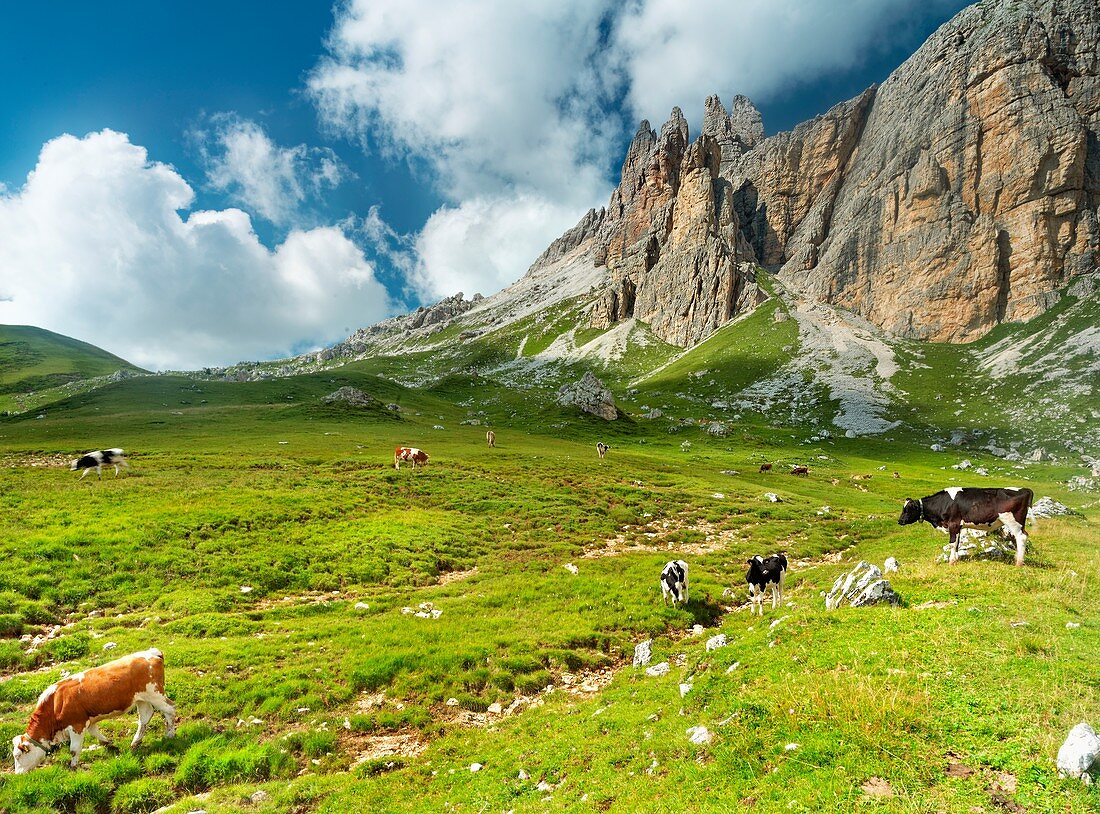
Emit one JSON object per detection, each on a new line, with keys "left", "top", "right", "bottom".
{"left": 12, "top": 648, "right": 175, "bottom": 773}
{"left": 660, "top": 560, "right": 689, "bottom": 605}
{"left": 892, "top": 472, "right": 900, "bottom": 479}
{"left": 790, "top": 466, "right": 809, "bottom": 476}
{"left": 70, "top": 449, "right": 128, "bottom": 480}
{"left": 759, "top": 463, "right": 773, "bottom": 473}
{"left": 596, "top": 442, "right": 610, "bottom": 460}
{"left": 486, "top": 430, "right": 496, "bottom": 448}
{"left": 394, "top": 447, "right": 429, "bottom": 470}
{"left": 746, "top": 554, "right": 788, "bottom": 615}
{"left": 898, "top": 486, "right": 1034, "bottom": 566}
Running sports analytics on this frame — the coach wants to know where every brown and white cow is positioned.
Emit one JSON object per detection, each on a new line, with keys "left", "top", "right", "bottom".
{"left": 898, "top": 486, "right": 1034, "bottom": 566}
{"left": 12, "top": 648, "right": 176, "bottom": 772}
{"left": 394, "top": 447, "right": 429, "bottom": 469}
{"left": 486, "top": 430, "right": 496, "bottom": 448}
{"left": 790, "top": 466, "right": 809, "bottom": 476}
{"left": 759, "top": 463, "right": 772, "bottom": 473}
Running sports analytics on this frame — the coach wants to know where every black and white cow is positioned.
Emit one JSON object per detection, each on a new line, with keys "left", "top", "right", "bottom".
{"left": 596, "top": 442, "right": 610, "bottom": 460}
{"left": 898, "top": 486, "right": 1033, "bottom": 566}
{"left": 746, "top": 554, "right": 787, "bottom": 615}
{"left": 660, "top": 560, "right": 688, "bottom": 605}
{"left": 70, "top": 449, "right": 128, "bottom": 480}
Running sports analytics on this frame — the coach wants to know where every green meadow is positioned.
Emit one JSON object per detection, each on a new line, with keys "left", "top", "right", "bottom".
{"left": 0, "top": 330, "right": 1097, "bottom": 813}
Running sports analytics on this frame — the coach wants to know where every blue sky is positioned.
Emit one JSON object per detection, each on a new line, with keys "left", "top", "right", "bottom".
{"left": 0, "top": 0, "right": 969, "bottom": 369}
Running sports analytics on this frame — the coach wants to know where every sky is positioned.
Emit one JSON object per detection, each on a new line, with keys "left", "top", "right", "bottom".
{"left": 0, "top": 0, "right": 970, "bottom": 370}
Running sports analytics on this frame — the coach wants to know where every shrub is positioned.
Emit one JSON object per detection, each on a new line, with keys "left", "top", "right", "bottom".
{"left": 41, "top": 632, "right": 91, "bottom": 662}
{"left": 0, "top": 640, "right": 28, "bottom": 670}
{"left": 0, "top": 613, "right": 24, "bottom": 637}
{"left": 174, "top": 737, "right": 294, "bottom": 791}
{"left": 111, "top": 778, "right": 174, "bottom": 814}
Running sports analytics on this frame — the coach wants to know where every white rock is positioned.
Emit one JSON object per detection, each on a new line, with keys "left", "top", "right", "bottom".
{"left": 102, "top": 641, "right": 118, "bottom": 651}
{"left": 725, "top": 662, "right": 741, "bottom": 674}
{"left": 679, "top": 683, "right": 693, "bottom": 698}
{"left": 1067, "top": 622, "right": 1081, "bottom": 629}
{"left": 536, "top": 780, "right": 554, "bottom": 792}
{"left": 250, "top": 791, "right": 270, "bottom": 804}
{"left": 563, "top": 563, "right": 579, "bottom": 575}
{"left": 239, "top": 586, "right": 253, "bottom": 594}
{"left": 712, "top": 493, "right": 725, "bottom": 499}
{"left": 645, "top": 662, "right": 670, "bottom": 677}
{"left": 487, "top": 703, "right": 503, "bottom": 715}
{"left": 930, "top": 443, "right": 945, "bottom": 452}
{"left": 633, "top": 639, "right": 653, "bottom": 667}
{"left": 705, "top": 634, "right": 727, "bottom": 652}
{"left": 469, "top": 763, "right": 483, "bottom": 773}
{"left": 518, "top": 769, "right": 529, "bottom": 780}
{"left": 1056, "top": 722, "right": 1100, "bottom": 782}
{"left": 354, "top": 602, "right": 369, "bottom": 611}
{"left": 1029, "top": 496, "right": 1072, "bottom": 519}
{"left": 784, "top": 743, "right": 799, "bottom": 751}
{"left": 883, "top": 557, "right": 899, "bottom": 573}
{"left": 825, "top": 561, "right": 900, "bottom": 609}
{"left": 401, "top": 606, "right": 414, "bottom": 615}
{"left": 686, "top": 726, "right": 712, "bottom": 745}
{"left": 764, "top": 492, "right": 781, "bottom": 503}
{"left": 445, "top": 697, "right": 459, "bottom": 707}
{"left": 951, "top": 459, "right": 972, "bottom": 470}
{"left": 769, "top": 615, "right": 789, "bottom": 629}
{"left": 690, "top": 624, "right": 704, "bottom": 636}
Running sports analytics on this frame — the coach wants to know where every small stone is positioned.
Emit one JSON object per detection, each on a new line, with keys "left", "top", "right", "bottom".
{"left": 469, "top": 763, "right": 483, "bottom": 773}
{"left": 645, "top": 662, "right": 670, "bottom": 677}
{"left": 250, "top": 790, "right": 270, "bottom": 804}
{"left": 764, "top": 492, "right": 781, "bottom": 503}
{"left": 354, "top": 602, "right": 369, "bottom": 610}
{"left": 633, "top": 639, "right": 653, "bottom": 667}
{"left": 563, "top": 563, "right": 579, "bottom": 575}
{"left": 446, "top": 698, "right": 459, "bottom": 707}
{"left": 1056, "top": 722, "right": 1100, "bottom": 782}
{"left": 487, "top": 703, "right": 503, "bottom": 715}
{"left": 518, "top": 769, "right": 530, "bottom": 780}
{"left": 691, "top": 624, "right": 704, "bottom": 636}
{"left": 102, "top": 642, "right": 118, "bottom": 651}
{"left": 705, "top": 634, "right": 727, "bottom": 652}
{"left": 725, "top": 662, "right": 741, "bottom": 674}
{"left": 537, "top": 780, "right": 554, "bottom": 792}
{"left": 784, "top": 743, "right": 799, "bottom": 751}
{"left": 679, "top": 683, "right": 693, "bottom": 698}
{"left": 239, "top": 586, "right": 253, "bottom": 594}
{"left": 686, "top": 725, "right": 712, "bottom": 745}
{"left": 883, "top": 557, "right": 899, "bottom": 573}
{"left": 1067, "top": 622, "right": 1081, "bottom": 629}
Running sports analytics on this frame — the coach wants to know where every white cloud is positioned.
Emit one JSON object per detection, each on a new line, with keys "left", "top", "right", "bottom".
{"left": 0, "top": 130, "right": 394, "bottom": 370}
{"left": 309, "top": 0, "right": 961, "bottom": 303}
{"left": 611, "top": 0, "right": 962, "bottom": 126}
{"left": 195, "top": 115, "right": 349, "bottom": 226}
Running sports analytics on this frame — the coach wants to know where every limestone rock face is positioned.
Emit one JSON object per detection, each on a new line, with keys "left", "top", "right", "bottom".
{"left": 321, "top": 387, "right": 377, "bottom": 408}
{"left": 407, "top": 292, "right": 483, "bottom": 330}
{"left": 556, "top": 372, "right": 617, "bottom": 420}
{"left": 778, "top": 0, "right": 1100, "bottom": 341}
{"left": 825, "top": 561, "right": 901, "bottom": 609}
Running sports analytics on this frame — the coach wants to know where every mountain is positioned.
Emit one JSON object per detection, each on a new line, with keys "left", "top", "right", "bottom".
{"left": 0, "top": 325, "right": 143, "bottom": 413}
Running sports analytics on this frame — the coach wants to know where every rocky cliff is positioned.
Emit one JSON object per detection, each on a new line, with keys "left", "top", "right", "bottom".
{"left": 533, "top": 0, "right": 1098, "bottom": 346}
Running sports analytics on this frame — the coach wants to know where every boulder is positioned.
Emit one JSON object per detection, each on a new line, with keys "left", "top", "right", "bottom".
{"left": 883, "top": 557, "right": 899, "bottom": 573}
{"left": 705, "top": 634, "right": 727, "bottom": 652}
{"left": 1056, "top": 722, "right": 1100, "bottom": 783}
{"left": 633, "top": 639, "right": 653, "bottom": 667}
{"left": 937, "top": 528, "right": 1023, "bottom": 563}
{"left": 556, "top": 372, "right": 618, "bottom": 421}
{"left": 645, "top": 662, "right": 670, "bottom": 677}
{"left": 825, "top": 562, "right": 901, "bottom": 609}
{"left": 1029, "top": 496, "right": 1072, "bottom": 519}
{"left": 322, "top": 387, "right": 377, "bottom": 408}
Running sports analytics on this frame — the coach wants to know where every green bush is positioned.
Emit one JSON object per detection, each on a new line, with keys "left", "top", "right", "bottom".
{"left": 174, "top": 736, "right": 294, "bottom": 791}
{"left": 41, "top": 632, "right": 90, "bottom": 662}
{"left": 111, "top": 778, "right": 174, "bottom": 814}
{"left": 0, "top": 613, "right": 24, "bottom": 637}
{"left": 0, "top": 640, "right": 28, "bottom": 670}
{"left": 142, "top": 752, "right": 178, "bottom": 774}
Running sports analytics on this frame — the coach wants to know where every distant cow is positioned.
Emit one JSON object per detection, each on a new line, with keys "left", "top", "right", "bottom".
{"left": 12, "top": 648, "right": 175, "bottom": 773}
{"left": 759, "top": 463, "right": 773, "bottom": 473}
{"left": 746, "top": 554, "right": 788, "bottom": 615}
{"left": 898, "top": 486, "right": 1034, "bottom": 566}
{"left": 596, "top": 442, "right": 609, "bottom": 460}
{"left": 394, "top": 447, "right": 429, "bottom": 470}
{"left": 660, "top": 560, "right": 689, "bottom": 605}
{"left": 70, "top": 448, "right": 128, "bottom": 479}
{"left": 486, "top": 430, "right": 496, "bottom": 448}
{"left": 790, "top": 466, "right": 809, "bottom": 476}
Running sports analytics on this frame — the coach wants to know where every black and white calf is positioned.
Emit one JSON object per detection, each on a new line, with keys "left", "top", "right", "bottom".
{"left": 596, "top": 442, "right": 610, "bottom": 460}
{"left": 746, "top": 554, "right": 787, "bottom": 615}
{"left": 898, "top": 486, "right": 1033, "bottom": 566}
{"left": 660, "top": 560, "right": 688, "bottom": 605}
{"left": 70, "top": 449, "right": 128, "bottom": 480}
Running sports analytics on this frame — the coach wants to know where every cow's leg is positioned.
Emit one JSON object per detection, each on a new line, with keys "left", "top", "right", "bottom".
{"left": 948, "top": 523, "right": 962, "bottom": 564}
{"left": 96, "top": 464, "right": 103, "bottom": 479}
{"left": 999, "top": 511, "right": 1028, "bottom": 567}
{"left": 67, "top": 727, "right": 85, "bottom": 769}
{"left": 131, "top": 702, "right": 155, "bottom": 747}
{"left": 79, "top": 467, "right": 90, "bottom": 480}
{"left": 682, "top": 580, "right": 688, "bottom": 604}
{"left": 778, "top": 570, "right": 786, "bottom": 606}
{"left": 147, "top": 693, "right": 177, "bottom": 737}
{"left": 771, "top": 582, "right": 779, "bottom": 610}
{"left": 86, "top": 723, "right": 113, "bottom": 748}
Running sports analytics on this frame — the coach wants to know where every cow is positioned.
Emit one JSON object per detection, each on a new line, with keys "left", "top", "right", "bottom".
{"left": 486, "top": 430, "right": 496, "bottom": 448}
{"left": 596, "top": 442, "right": 610, "bottom": 460}
{"left": 790, "top": 466, "right": 809, "bottom": 476}
{"left": 746, "top": 554, "right": 788, "bottom": 615}
{"left": 898, "top": 486, "right": 1034, "bottom": 566}
{"left": 12, "top": 648, "right": 175, "bottom": 773}
{"left": 394, "top": 447, "right": 429, "bottom": 470}
{"left": 70, "top": 449, "right": 128, "bottom": 480}
{"left": 660, "top": 560, "right": 689, "bottom": 605}
{"left": 759, "top": 463, "right": 773, "bottom": 473}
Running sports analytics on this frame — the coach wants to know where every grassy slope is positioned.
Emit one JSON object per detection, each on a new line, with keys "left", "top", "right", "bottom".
{"left": 0, "top": 357, "right": 1096, "bottom": 813}
{"left": 0, "top": 325, "right": 143, "bottom": 413}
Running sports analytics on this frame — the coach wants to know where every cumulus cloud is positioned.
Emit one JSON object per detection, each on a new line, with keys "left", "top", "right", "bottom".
{"left": 308, "top": 0, "right": 620, "bottom": 300}
{"left": 194, "top": 115, "right": 349, "bottom": 226}
{"left": 0, "top": 130, "right": 393, "bottom": 370}
{"left": 309, "top": 0, "right": 961, "bottom": 303}
{"left": 611, "top": 0, "right": 963, "bottom": 126}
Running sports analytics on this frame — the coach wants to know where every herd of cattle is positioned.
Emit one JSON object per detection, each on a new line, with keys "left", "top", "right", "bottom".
{"left": 18, "top": 443, "right": 1037, "bottom": 773}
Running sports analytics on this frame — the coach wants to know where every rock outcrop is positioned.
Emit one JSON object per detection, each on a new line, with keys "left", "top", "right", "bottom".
{"left": 825, "top": 562, "right": 901, "bottom": 609}
{"left": 321, "top": 387, "right": 377, "bottom": 408}
{"left": 538, "top": 0, "right": 1098, "bottom": 349}
{"left": 556, "top": 372, "right": 618, "bottom": 420}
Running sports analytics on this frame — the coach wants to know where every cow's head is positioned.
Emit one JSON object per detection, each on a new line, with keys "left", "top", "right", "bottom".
{"left": 12, "top": 734, "right": 47, "bottom": 774}
{"left": 898, "top": 498, "right": 922, "bottom": 526}
{"left": 69, "top": 459, "right": 79, "bottom": 471}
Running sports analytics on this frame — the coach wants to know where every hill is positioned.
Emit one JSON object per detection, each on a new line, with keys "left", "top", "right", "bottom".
{"left": 0, "top": 324, "right": 143, "bottom": 413}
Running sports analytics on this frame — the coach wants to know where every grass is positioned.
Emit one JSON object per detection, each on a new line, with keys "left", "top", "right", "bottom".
{"left": 0, "top": 316, "right": 1096, "bottom": 812}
